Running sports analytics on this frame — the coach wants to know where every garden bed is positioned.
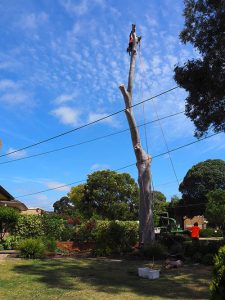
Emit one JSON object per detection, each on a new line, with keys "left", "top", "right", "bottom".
{"left": 56, "top": 241, "right": 95, "bottom": 251}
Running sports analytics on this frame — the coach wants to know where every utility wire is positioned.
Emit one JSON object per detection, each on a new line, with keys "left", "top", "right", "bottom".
{"left": 151, "top": 101, "right": 180, "bottom": 186}
{"left": 0, "top": 86, "right": 178, "bottom": 159}
{"left": 137, "top": 45, "right": 180, "bottom": 187}
{"left": 0, "top": 111, "right": 184, "bottom": 165}
{"left": 15, "top": 131, "right": 221, "bottom": 199}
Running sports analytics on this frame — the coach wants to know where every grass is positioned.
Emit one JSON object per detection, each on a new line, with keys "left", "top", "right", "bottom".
{"left": 0, "top": 258, "right": 212, "bottom": 300}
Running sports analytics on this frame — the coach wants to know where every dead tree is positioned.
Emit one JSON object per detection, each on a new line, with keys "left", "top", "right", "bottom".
{"left": 119, "top": 24, "right": 155, "bottom": 245}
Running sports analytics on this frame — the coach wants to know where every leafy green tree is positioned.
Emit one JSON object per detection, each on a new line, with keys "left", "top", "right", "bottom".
{"left": 167, "top": 195, "right": 185, "bottom": 225}
{"left": 0, "top": 206, "right": 19, "bottom": 241}
{"left": 179, "top": 159, "right": 225, "bottom": 216}
{"left": 206, "top": 189, "right": 225, "bottom": 233}
{"left": 78, "top": 170, "right": 139, "bottom": 220}
{"left": 153, "top": 191, "right": 166, "bottom": 203}
{"left": 152, "top": 191, "right": 168, "bottom": 225}
{"left": 53, "top": 196, "right": 74, "bottom": 215}
{"left": 174, "top": 0, "right": 225, "bottom": 137}
{"left": 67, "top": 184, "right": 85, "bottom": 217}
{"left": 68, "top": 184, "right": 85, "bottom": 203}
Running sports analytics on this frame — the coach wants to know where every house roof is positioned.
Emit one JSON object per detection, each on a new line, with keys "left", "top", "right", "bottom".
{"left": 0, "top": 200, "right": 28, "bottom": 211}
{"left": 0, "top": 185, "right": 28, "bottom": 211}
{"left": 0, "top": 185, "right": 14, "bottom": 200}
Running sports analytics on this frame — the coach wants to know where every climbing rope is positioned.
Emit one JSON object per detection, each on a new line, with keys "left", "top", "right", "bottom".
{"left": 137, "top": 39, "right": 180, "bottom": 188}
{"left": 137, "top": 38, "right": 155, "bottom": 184}
{"left": 136, "top": 36, "right": 155, "bottom": 237}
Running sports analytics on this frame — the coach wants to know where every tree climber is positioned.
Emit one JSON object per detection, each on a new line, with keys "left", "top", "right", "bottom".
{"left": 127, "top": 24, "right": 142, "bottom": 55}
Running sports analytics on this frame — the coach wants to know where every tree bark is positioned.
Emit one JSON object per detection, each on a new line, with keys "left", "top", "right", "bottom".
{"left": 119, "top": 26, "right": 155, "bottom": 244}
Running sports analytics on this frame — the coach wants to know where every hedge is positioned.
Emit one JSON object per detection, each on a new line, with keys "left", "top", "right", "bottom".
{"left": 200, "top": 227, "right": 223, "bottom": 238}
{"left": 91, "top": 220, "right": 138, "bottom": 256}
{"left": 14, "top": 214, "right": 67, "bottom": 240}
{"left": 210, "top": 246, "right": 225, "bottom": 300}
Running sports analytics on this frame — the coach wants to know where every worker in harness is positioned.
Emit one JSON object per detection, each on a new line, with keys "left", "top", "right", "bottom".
{"left": 127, "top": 24, "right": 142, "bottom": 55}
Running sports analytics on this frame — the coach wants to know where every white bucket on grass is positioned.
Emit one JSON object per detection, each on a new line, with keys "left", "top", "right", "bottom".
{"left": 138, "top": 268, "right": 160, "bottom": 279}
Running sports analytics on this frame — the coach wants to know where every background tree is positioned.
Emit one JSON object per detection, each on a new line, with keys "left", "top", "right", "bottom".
{"left": 0, "top": 206, "right": 19, "bottom": 241}
{"left": 174, "top": 0, "right": 225, "bottom": 137}
{"left": 53, "top": 196, "right": 74, "bottom": 215}
{"left": 76, "top": 170, "right": 139, "bottom": 221}
{"left": 152, "top": 191, "right": 168, "bottom": 226}
{"left": 205, "top": 189, "right": 225, "bottom": 233}
{"left": 179, "top": 159, "right": 225, "bottom": 216}
{"left": 68, "top": 184, "right": 85, "bottom": 212}
{"left": 168, "top": 195, "right": 185, "bottom": 226}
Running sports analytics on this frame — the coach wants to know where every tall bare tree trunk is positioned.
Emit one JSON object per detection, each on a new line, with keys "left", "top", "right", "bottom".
{"left": 119, "top": 25, "right": 155, "bottom": 245}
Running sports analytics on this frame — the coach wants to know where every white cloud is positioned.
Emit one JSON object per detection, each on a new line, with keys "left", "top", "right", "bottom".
{"left": 60, "top": 0, "right": 104, "bottom": 16}
{"left": 146, "top": 14, "right": 159, "bottom": 28}
{"left": 19, "top": 12, "right": 48, "bottom": 30}
{"left": 45, "top": 181, "right": 70, "bottom": 192}
{"left": 88, "top": 112, "right": 120, "bottom": 128}
{"left": 90, "top": 163, "right": 109, "bottom": 171}
{"left": 0, "top": 61, "right": 13, "bottom": 70}
{"left": 200, "top": 133, "right": 225, "bottom": 154}
{"left": 7, "top": 148, "right": 27, "bottom": 159}
{"left": 0, "top": 79, "right": 18, "bottom": 90}
{"left": 26, "top": 194, "right": 54, "bottom": 211}
{"left": 0, "top": 79, "right": 34, "bottom": 108}
{"left": 51, "top": 106, "right": 81, "bottom": 126}
{"left": 0, "top": 91, "right": 32, "bottom": 106}
{"left": 54, "top": 92, "right": 78, "bottom": 105}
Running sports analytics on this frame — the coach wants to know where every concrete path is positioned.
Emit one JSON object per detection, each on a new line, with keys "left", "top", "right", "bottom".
{"left": 0, "top": 250, "right": 20, "bottom": 259}
{"left": 0, "top": 254, "right": 8, "bottom": 260}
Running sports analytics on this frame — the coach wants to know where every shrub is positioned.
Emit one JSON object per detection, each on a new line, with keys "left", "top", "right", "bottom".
{"left": 42, "top": 214, "right": 66, "bottom": 240}
{"left": 0, "top": 243, "right": 4, "bottom": 251}
{"left": 92, "top": 221, "right": 138, "bottom": 256}
{"left": 73, "top": 219, "right": 96, "bottom": 243}
{"left": 14, "top": 215, "right": 44, "bottom": 239}
{"left": 210, "top": 246, "right": 225, "bottom": 300}
{"left": 55, "top": 248, "right": 70, "bottom": 256}
{"left": 140, "top": 242, "right": 168, "bottom": 259}
{"left": 202, "top": 253, "right": 214, "bottom": 265}
{"left": 0, "top": 206, "right": 19, "bottom": 241}
{"left": 158, "top": 233, "right": 190, "bottom": 257}
{"left": 192, "top": 251, "right": 202, "bottom": 263}
{"left": 19, "top": 238, "right": 46, "bottom": 259}
{"left": 200, "top": 227, "right": 223, "bottom": 238}
{"left": 204, "top": 240, "right": 225, "bottom": 254}
{"left": 41, "top": 237, "right": 57, "bottom": 252}
{"left": 184, "top": 240, "right": 225, "bottom": 259}
{"left": 61, "top": 227, "right": 75, "bottom": 241}
{"left": 14, "top": 214, "right": 67, "bottom": 241}
{"left": 2, "top": 235, "right": 21, "bottom": 250}
{"left": 184, "top": 241, "right": 199, "bottom": 257}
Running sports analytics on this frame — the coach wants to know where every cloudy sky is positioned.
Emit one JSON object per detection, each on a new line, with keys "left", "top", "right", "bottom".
{"left": 0, "top": 0, "right": 224, "bottom": 210}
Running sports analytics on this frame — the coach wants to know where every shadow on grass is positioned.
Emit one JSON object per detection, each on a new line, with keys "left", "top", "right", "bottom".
{"left": 12, "top": 258, "right": 211, "bottom": 299}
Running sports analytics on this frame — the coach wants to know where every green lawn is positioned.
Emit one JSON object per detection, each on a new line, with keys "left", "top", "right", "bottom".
{"left": 0, "top": 258, "right": 212, "bottom": 300}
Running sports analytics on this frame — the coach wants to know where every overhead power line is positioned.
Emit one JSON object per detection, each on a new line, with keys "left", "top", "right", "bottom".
{"left": 15, "top": 131, "right": 221, "bottom": 199}
{"left": 0, "top": 111, "right": 184, "bottom": 165}
{"left": 0, "top": 86, "right": 179, "bottom": 159}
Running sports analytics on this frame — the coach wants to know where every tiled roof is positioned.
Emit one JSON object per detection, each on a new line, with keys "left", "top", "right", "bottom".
{"left": 0, "top": 185, "right": 14, "bottom": 200}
